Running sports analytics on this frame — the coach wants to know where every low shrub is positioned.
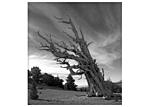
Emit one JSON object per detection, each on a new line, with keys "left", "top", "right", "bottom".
{"left": 29, "top": 82, "right": 39, "bottom": 100}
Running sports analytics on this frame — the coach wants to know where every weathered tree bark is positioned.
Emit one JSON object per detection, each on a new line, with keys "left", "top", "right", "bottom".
{"left": 37, "top": 17, "right": 112, "bottom": 97}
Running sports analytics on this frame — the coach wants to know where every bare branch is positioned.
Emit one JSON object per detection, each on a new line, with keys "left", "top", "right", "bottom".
{"left": 63, "top": 31, "right": 76, "bottom": 42}
{"left": 56, "top": 58, "right": 84, "bottom": 75}
{"left": 69, "top": 68, "right": 84, "bottom": 75}
{"left": 68, "top": 18, "right": 80, "bottom": 40}
{"left": 79, "top": 27, "right": 85, "bottom": 40}
{"left": 37, "top": 17, "right": 96, "bottom": 76}
{"left": 54, "top": 41, "right": 74, "bottom": 52}
{"left": 87, "top": 41, "right": 93, "bottom": 47}
{"left": 56, "top": 17, "right": 80, "bottom": 42}
{"left": 37, "top": 32, "right": 87, "bottom": 63}
{"left": 37, "top": 32, "right": 52, "bottom": 44}
{"left": 54, "top": 16, "right": 63, "bottom": 20}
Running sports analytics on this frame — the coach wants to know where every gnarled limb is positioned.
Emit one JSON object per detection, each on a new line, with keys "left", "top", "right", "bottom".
{"left": 37, "top": 17, "right": 112, "bottom": 98}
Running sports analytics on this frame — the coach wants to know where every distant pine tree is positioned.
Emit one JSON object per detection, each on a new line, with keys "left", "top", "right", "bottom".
{"left": 64, "top": 74, "right": 77, "bottom": 91}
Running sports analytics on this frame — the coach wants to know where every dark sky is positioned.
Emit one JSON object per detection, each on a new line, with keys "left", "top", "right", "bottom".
{"left": 28, "top": 2, "right": 122, "bottom": 85}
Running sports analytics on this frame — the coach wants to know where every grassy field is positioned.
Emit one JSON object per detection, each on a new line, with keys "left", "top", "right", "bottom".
{"left": 28, "top": 86, "right": 122, "bottom": 105}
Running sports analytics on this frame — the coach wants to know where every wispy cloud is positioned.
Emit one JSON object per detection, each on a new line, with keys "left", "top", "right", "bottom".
{"left": 28, "top": 2, "right": 122, "bottom": 82}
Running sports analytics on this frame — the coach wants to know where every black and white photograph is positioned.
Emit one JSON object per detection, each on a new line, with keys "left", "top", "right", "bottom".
{"left": 2, "top": 0, "right": 150, "bottom": 107}
{"left": 28, "top": 2, "right": 122, "bottom": 105}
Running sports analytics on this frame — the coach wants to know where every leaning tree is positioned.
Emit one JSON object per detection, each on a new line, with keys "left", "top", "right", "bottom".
{"left": 37, "top": 17, "right": 112, "bottom": 97}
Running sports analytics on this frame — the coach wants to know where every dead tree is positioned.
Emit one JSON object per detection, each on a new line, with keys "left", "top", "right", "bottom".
{"left": 37, "top": 17, "right": 112, "bottom": 97}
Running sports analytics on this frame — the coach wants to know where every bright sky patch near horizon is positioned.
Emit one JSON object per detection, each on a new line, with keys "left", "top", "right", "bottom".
{"left": 28, "top": 2, "right": 122, "bottom": 87}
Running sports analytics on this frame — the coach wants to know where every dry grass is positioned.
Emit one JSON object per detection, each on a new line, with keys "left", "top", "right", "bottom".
{"left": 28, "top": 87, "right": 122, "bottom": 105}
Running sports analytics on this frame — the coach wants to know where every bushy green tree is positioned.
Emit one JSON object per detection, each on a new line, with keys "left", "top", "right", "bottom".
{"left": 30, "top": 67, "right": 41, "bottom": 84}
{"left": 112, "top": 84, "right": 122, "bottom": 93}
{"left": 54, "top": 77, "right": 64, "bottom": 88}
{"left": 64, "top": 74, "right": 77, "bottom": 91}
{"left": 104, "top": 78, "right": 122, "bottom": 93}
{"left": 41, "top": 73, "right": 55, "bottom": 86}
{"left": 41, "top": 73, "right": 64, "bottom": 88}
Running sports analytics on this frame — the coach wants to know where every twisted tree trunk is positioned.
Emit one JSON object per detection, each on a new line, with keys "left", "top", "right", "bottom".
{"left": 85, "top": 69, "right": 112, "bottom": 97}
{"left": 37, "top": 17, "right": 112, "bottom": 97}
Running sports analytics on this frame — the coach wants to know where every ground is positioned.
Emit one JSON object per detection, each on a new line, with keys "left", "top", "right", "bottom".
{"left": 28, "top": 86, "right": 122, "bottom": 105}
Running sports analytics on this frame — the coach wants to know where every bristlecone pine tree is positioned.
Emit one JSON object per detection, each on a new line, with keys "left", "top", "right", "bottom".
{"left": 37, "top": 17, "right": 112, "bottom": 97}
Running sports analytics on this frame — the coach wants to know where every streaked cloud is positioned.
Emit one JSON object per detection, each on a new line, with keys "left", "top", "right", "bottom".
{"left": 28, "top": 2, "right": 122, "bottom": 84}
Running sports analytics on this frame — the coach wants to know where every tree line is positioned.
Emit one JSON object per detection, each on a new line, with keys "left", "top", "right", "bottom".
{"left": 28, "top": 66, "right": 78, "bottom": 99}
{"left": 28, "top": 66, "right": 78, "bottom": 89}
{"left": 28, "top": 66, "right": 121, "bottom": 100}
